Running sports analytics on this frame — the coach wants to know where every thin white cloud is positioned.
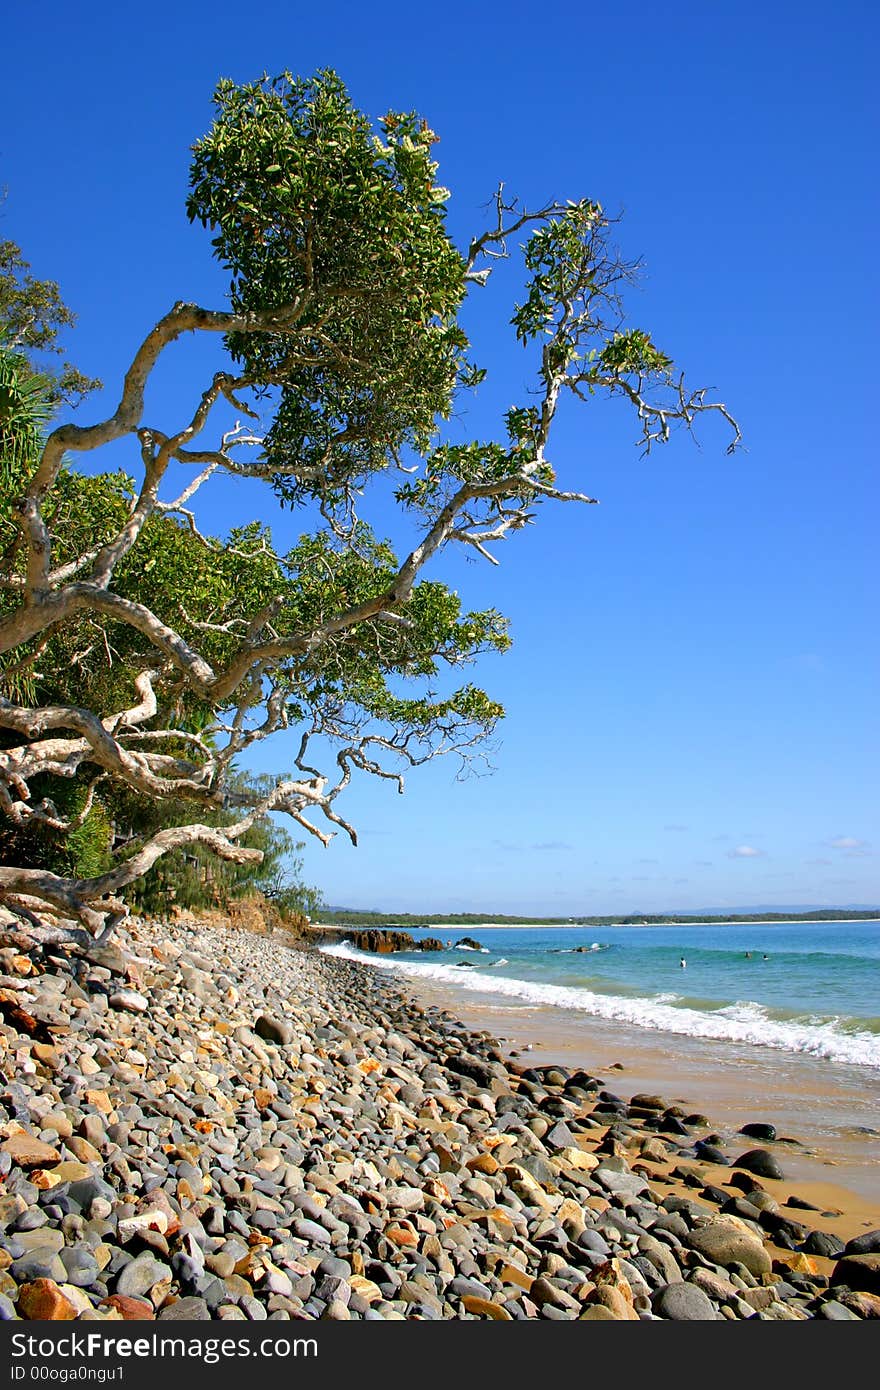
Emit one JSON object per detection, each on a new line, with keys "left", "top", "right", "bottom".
{"left": 728, "top": 845, "right": 765, "bottom": 859}
{"left": 664, "top": 824, "right": 688, "bottom": 832}
{"left": 829, "top": 836, "right": 867, "bottom": 850}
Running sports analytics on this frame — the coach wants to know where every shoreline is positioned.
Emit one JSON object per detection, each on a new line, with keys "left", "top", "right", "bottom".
{"left": 1, "top": 915, "right": 878, "bottom": 1322}
{"left": 385, "top": 970, "right": 880, "bottom": 1213}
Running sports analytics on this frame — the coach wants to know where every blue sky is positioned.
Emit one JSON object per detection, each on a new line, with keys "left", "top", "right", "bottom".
{"left": 2, "top": 1, "right": 877, "bottom": 914}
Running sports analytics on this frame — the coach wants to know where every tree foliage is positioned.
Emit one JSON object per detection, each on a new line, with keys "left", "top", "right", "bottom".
{"left": 0, "top": 70, "right": 739, "bottom": 943}
{"left": 0, "top": 239, "right": 101, "bottom": 407}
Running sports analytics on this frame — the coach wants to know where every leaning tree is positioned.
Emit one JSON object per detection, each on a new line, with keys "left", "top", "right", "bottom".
{"left": 0, "top": 71, "right": 739, "bottom": 942}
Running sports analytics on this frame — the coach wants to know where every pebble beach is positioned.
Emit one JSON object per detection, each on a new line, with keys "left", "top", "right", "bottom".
{"left": 1, "top": 915, "right": 878, "bottom": 1323}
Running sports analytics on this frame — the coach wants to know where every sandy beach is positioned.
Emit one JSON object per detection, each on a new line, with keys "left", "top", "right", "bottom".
{"left": 392, "top": 972, "right": 880, "bottom": 1225}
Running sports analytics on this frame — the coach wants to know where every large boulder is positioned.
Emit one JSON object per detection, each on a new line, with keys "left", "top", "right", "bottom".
{"left": 831, "top": 1254, "right": 880, "bottom": 1296}
{"left": 844, "top": 1230, "right": 880, "bottom": 1256}
{"left": 733, "top": 1148, "right": 785, "bottom": 1180}
{"left": 652, "top": 1283, "right": 719, "bottom": 1320}
{"left": 686, "top": 1219, "right": 772, "bottom": 1276}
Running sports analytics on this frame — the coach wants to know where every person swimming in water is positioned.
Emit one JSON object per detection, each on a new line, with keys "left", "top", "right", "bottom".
{"left": 679, "top": 957, "right": 687, "bottom": 968}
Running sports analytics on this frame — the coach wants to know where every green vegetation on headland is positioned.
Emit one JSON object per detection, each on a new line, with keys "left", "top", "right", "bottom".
{"left": 317, "top": 908, "right": 879, "bottom": 928}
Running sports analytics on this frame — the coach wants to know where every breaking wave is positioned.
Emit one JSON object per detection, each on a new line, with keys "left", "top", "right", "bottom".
{"left": 321, "top": 942, "right": 880, "bottom": 1070}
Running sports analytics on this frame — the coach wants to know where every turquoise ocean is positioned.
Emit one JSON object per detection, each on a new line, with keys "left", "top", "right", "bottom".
{"left": 324, "top": 920, "right": 880, "bottom": 1071}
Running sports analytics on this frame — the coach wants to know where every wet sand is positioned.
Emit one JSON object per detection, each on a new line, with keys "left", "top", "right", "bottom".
{"left": 398, "top": 972, "right": 880, "bottom": 1237}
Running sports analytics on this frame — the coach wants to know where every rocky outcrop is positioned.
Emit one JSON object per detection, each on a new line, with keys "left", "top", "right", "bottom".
{"left": 336, "top": 929, "right": 444, "bottom": 954}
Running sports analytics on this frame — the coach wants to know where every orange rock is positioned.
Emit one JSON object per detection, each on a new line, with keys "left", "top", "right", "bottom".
{"left": 18, "top": 1279, "right": 77, "bottom": 1320}
{"left": 349, "top": 1276, "right": 381, "bottom": 1304}
{"left": 587, "top": 1286, "right": 639, "bottom": 1320}
{"left": 101, "top": 1295, "right": 155, "bottom": 1320}
{"left": 193, "top": 1120, "right": 214, "bottom": 1134}
{"left": 385, "top": 1221, "right": 419, "bottom": 1248}
{"left": 774, "top": 1250, "right": 819, "bottom": 1276}
{"left": 31, "top": 1043, "right": 60, "bottom": 1070}
{"left": 462, "top": 1295, "right": 512, "bottom": 1319}
{"left": 579, "top": 1303, "right": 621, "bottom": 1320}
{"left": 424, "top": 1178, "right": 451, "bottom": 1203}
{"left": 83, "top": 1090, "right": 113, "bottom": 1114}
{"left": 497, "top": 1262, "right": 534, "bottom": 1292}
{"left": 466, "top": 1152, "right": 500, "bottom": 1176}
{"left": 482, "top": 1208, "right": 517, "bottom": 1239}
{"left": 254, "top": 1088, "right": 274, "bottom": 1111}
{"left": 482, "top": 1134, "right": 509, "bottom": 1152}
{"left": 1, "top": 1132, "right": 61, "bottom": 1168}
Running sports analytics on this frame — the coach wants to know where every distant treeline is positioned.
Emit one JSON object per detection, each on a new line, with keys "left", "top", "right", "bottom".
{"left": 316, "top": 908, "right": 879, "bottom": 928}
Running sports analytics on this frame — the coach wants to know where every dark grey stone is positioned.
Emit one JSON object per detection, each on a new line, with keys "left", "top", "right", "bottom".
{"left": 740, "top": 1122, "right": 777, "bottom": 1142}
{"left": 694, "top": 1142, "right": 728, "bottom": 1165}
{"left": 254, "top": 1015, "right": 295, "bottom": 1046}
{"left": 844, "top": 1230, "right": 880, "bottom": 1256}
{"left": 66, "top": 1176, "right": 117, "bottom": 1210}
{"left": 158, "top": 1297, "right": 211, "bottom": 1320}
{"left": 653, "top": 1282, "right": 719, "bottom": 1320}
{"left": 59, "top": 1247, "right": 101, "bottom": 1286}
{"left": 115, "top": 1251, "right": 171, "bottom": 1298}
{"left": 733, "top": 1149, "right": 785, "bottom": 1181}
{"left": 816, "top": 1300, "right": 860, "bottom": 1320}
{"left": 11, "top": 1250, "right": 68, "bottom": 1282}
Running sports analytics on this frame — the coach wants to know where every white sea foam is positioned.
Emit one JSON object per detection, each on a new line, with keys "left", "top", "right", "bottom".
{"left": 321, "top": 943, "right": 880, "bottom": 1070}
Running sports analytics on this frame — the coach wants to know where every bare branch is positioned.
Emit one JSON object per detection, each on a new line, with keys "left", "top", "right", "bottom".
{"left": 465, "top": 185, "right": 574, "bottom": 278}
